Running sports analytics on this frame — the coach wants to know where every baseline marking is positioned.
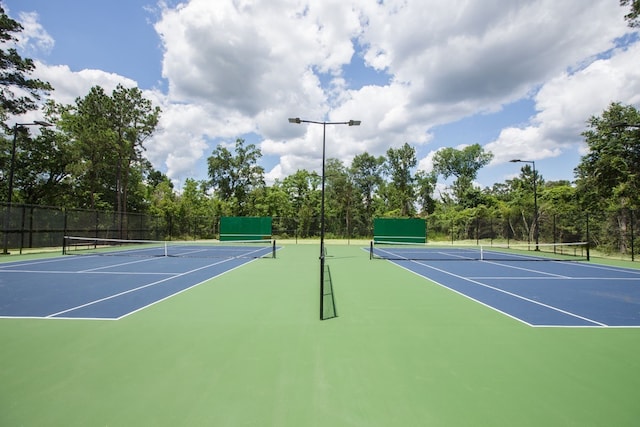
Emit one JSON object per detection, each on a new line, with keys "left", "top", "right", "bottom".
{"left": 400, "top": 259, "right": 607, "bottom": 327}
{"left": 46, "top": 257, "right": 236, "bottom": 318}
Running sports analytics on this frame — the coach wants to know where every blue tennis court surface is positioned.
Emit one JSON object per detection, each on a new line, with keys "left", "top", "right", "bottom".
{"left": 0, "top": 252, "right": 266, "bottom": 320}
{"left": 384, "top": 256, "right": 640, "bottom": 327}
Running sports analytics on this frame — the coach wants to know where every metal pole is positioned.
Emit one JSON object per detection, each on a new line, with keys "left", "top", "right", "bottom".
{"left": 2, "top": 121, "right": 51, "bottom": 255}
{"left": 288, "top": 117, "right": 360, "bottom": 320}
{"left": 319, "top": 122, "right": 326, "bottom": 320}
{"left": 631, "top": 209, "right": 635, "bottom": 262}
{"left": 532, "top": 160, "right": 539, "bottom": 250}
{"left": 586, "top": 213, "right": 590, "bottom": 261}
{"left": 320, "top": 122, "right": 326, "bottom": 260}
{"left": 2, "top": 125, "right": 19, "bottom": 254}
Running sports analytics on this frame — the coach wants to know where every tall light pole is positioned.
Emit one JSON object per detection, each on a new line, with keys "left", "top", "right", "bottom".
{"left": 288, "top": 117, "right": 361, "bottom": 319}
{"left": 2, "top": 121, "right": 52, "bottom": 255}
{"left": 510, "top": 159, "right": 539, "bottom": 250}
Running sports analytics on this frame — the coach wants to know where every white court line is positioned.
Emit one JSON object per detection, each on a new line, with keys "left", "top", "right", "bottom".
{"left": 563, "top": 261, "right": 640, "bottom": 275}
{"left": 481, "top": 260, "right": 571, "bottom": 278}
{"left": 468, "top": 276, "right": 640, "bottom": 281}
{"left": 117, "top": 257, "right": 261, "bottom": 320}
{"left": 396, "top": 259, "right": 607, "bottom": 327}
{"left": 0, "top": 254, "right": 176, "bottom": 275}
{"left": 368, "top": 245, "right": 640, "bottom": 327}
{"left": 0, "top": 255, "right": 84, "bottom": 269}
{"left": 0, "top": 269, "right": 174, "bottom": 275}
{"left": 2, "top": 247, "right": 276, "bottom": 320}
{"left": 79, "top": 256, "right": 162, "bottom": 272}
{"left": 46, "top": 257, "right": 236, "bottom": 318}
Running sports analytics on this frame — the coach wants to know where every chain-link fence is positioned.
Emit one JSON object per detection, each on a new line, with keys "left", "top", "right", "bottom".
{"left": 426, "top": 210, "right": 587, "bottom": 245}
{"left": 0, "top": 203, "right": 219, "bottom": 254}
{"left": 426, "top": 208, "right": 640, "bottom": 261}
{"left": 2, "top": 203, "right": 639, "bottom": 260}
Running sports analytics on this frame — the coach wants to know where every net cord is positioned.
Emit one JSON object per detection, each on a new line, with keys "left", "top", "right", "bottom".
{"left": 370, "top": 240, "right": 589, "bottom": 261}
{"left": 63, "top": 236, "right": 275, "bottom": 259}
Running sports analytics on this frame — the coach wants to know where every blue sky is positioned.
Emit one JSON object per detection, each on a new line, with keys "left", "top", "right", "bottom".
{"left": 10, "top": 0, "right": 165, "bottom": 87}
{"left": 4, "top": 0, "right": 640, "bottom": 191}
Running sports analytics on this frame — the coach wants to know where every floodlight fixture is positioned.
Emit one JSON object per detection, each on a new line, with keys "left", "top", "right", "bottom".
{"left": 287, "top": 116, "right": 361, "bottom": 319}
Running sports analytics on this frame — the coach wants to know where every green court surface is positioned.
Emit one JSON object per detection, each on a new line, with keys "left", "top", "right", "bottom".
{"left": 1, "top": 242, "right": 640, "bottom": 426}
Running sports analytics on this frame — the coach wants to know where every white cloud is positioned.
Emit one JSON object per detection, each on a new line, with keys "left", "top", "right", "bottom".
{"left": 154, "top": 0, "right": 360, "bottom": 114}
{"left": 361, "top": 0, "right": 625, "bottom": 106}
{"left": 486, "top": 41, "right": 640, "bottom": 165}
{"left": 13, "top": 0, "right": 640, "bottom": 187}
{"left": 34, "top": 63, "right": 138, "bottom": 105}
{"left": 417, "top": 150, "right": 438, "bottom": 174}
{"left": 14, "top": 11, "right": 54, "bottom": 54}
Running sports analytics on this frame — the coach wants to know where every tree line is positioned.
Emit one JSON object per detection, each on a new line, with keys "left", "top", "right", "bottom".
{"left": 1, "top": 6, "right": 640, "bottom": 256}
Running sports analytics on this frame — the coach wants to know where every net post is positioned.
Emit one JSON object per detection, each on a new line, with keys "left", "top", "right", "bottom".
{"left": 272, "top": 239, "right": 276, "bottom": 259}
{"left": 164, "top": 241, "right": 168, "bottom": 257}
{"left": 62, "top": 235, "right": 67, "bottom": 255}
{"left": 319, "top": 255, "right": 325, "bottom": 320}
{"left": 480, "top": 245, "right": 484, "bottom": 261}
{"left": 370, "top": 240, "right": 373, "bottom": 260}
{"left": 586, "top": 242, "right": 590, "bottom": 261}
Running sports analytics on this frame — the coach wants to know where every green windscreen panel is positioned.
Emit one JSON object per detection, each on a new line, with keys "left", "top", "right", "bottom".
{"left": 219, "top": 216, "right": 272, "bottom": 241}
{"left": 373, "top": 218, "right": 426, "bottom": 243}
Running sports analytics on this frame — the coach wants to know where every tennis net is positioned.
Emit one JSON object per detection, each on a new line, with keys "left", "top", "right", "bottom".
{"left": 63, "top": 236, "right": 276, "bottom": 259}
{"left": 370, "top": 240, "right": 590, "bottom": 262}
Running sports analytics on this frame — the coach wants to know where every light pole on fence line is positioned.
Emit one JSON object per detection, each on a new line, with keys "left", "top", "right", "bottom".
{"left": 2, "top": 121, "right": 53, "bottom": 255}
{"left": 288, "top": 117, "right": 361, "bottom": 319}
{"left": 510, "top": 159, "right": 539, "bottom": 250}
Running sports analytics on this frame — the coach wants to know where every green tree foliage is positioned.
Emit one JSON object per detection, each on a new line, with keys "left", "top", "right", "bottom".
{"left": 281, "top": 169, "right": 321, "bottom": 237}
{"left": 0, "top": 7, "right": 53, "bottom": 122}
{"left": 10, "top": 125, "right": 72, "bottom": 205}
{"left": 174, "top": 179, "right": 216, "bottom": 237}
{"left": 249, "top": 184, "right": 292, "bottom": 218}
{"left": 7, "top": 90, "right": 638, "bottom": 254}
{"left": 385, "top": 143, "right": 417, "bottom": 216}
{"left": 505, "top": 164, "right": 543, "bottom": 241}
{"left": 575, "top": 102, "right": 640, "bottom": 211}
{"left": 575, "top": 102, "right": 640, "bottom": 253}
{"left": 539, "top": 181, "right": 583, "bottom": 243}
{"left": 350, "top": 152, "right": 385, "bottom": 225}
{"left": 57, "top": 86, "right": 115, "bottom": 209}
{"left": 414, "top": 170, "right": 437, "bottom": 215}
{"left": 621, "top": 0, "right": 640, "bottom": 27}
{"left": 55, "top": 85, "right": 161, "bottom": 221}
{"left": 0, "top": 8, "right": 54, "bottom": 204}
{"left": 110, "top": 85, "right": 161, "bottom": 222}
{"left": 146, "top": 170, "right": 176, "bottom": 222}
{"left": 325, "top": 158, "right": 356, "bottom": 237}
{"left": 207, "top": 138, "right": 265, "bottom": 215}
{"left": 432, "top": 144, "right": 493, "bottom": 206}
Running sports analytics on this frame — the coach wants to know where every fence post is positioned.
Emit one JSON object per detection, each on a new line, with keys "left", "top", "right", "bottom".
{"left": 631, "top": 210, "right": 635, "bottom": 262}
{"left": 450, "top": 219, "right": 454, "bottom": 244}
{"left": 586, "top": 213, "right": 590, "bottom": 261}
{"left": 63, "top": 207, "right": 68, "bottom": 240}
{"left": 93, "top": 210, "right": 98, "bottom": 238}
